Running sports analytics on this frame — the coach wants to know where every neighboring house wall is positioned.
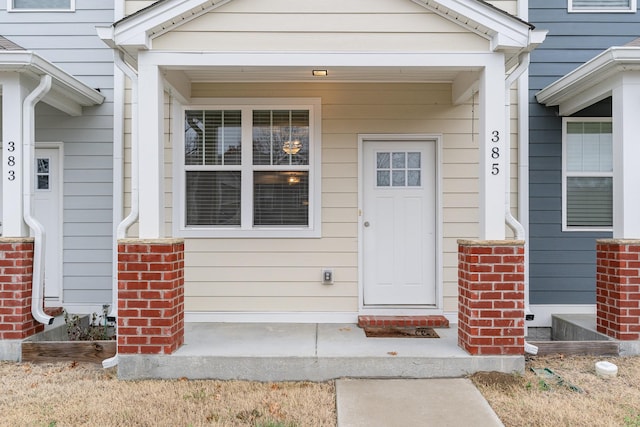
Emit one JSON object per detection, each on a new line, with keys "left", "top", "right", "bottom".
{"left": 0, "top": 2, "right": 115, "bottom": 308}
{"left": 528, "top": 0, "right": 639, "bottom": 305}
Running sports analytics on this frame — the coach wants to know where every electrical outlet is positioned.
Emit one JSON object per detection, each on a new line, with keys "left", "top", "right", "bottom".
{"left": 322, "top": 268, "right": 334, "bottom": 285}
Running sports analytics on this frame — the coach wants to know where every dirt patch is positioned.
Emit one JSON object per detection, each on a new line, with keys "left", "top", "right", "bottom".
{"left": 468, "top": 371, "right": 527, "bottom": 391}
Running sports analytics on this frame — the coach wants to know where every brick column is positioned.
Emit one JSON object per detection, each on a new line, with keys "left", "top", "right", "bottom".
{"left": 458, "top": 240, "right": 525, "bottom": 355}
{"left": 118, "top": 239, "right": 184, "bottom": 355}
{"left": 0, "top": 238, "right": 44, "bottom": 340}
{"left": 596, "top": 239, "right": 640, "bottom": 340}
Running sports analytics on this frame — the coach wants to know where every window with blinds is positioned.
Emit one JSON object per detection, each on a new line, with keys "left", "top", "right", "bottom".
{"left": 569, "top": 0, "right": 635, "bottom": 12}
{"left": 182, "top": 105, "right": 315, "bottom": 234}
{"left": 563, "top": 119, "right": 613, "bottom": 230}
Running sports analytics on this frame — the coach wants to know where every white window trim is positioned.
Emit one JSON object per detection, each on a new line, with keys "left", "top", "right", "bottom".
{"left": 174, "top": 98, "right": 322, "bottom": 238}
{"left": 7, "top": 0, "right": 75, "bottom": 11}
{"left": 562, "top": 117, "right": 613, "bottom": 232}
{"left": 568, "top": 0, "right": 636, "bottom": 13}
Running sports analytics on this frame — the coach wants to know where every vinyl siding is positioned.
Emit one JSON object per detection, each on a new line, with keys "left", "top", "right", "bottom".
{"left": 528, "top": 0, "right": 638, "bottom": 305}
{"left": 0, "top": 1, "right": 115, "bottom": 307}
{"left": 152, "top": 0, "right": 490, "bottom": 52}
{"left": 166, "top": 82, "right": 481, "bottom": 313}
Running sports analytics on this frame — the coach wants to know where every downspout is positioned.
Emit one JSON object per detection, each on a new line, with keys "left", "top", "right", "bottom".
{"left": 504, "top": 53, "right": 529, "bottom": 241}
{"left": 24, "top": 74, "right": 54, "bottom": 325}
{"left": 104, "top": 51, "right": 139, "bottom": 369}
{"left": 115, "top": 50, "right": 139, "bottom": 240}
{"left": 505, "top": 52, "right": 538, "bottom": 355}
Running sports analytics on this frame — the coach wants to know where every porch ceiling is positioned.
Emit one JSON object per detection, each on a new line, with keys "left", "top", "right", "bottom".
{"left": 170, "top": 65, "right": 480, "bottom": 83}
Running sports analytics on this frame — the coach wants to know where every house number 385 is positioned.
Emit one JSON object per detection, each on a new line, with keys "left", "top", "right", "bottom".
{"left": 490, "top": 131, "right": 500, "bottom": 176}
{"left": 6, "top": 141, "right": 16, "bottom": 181}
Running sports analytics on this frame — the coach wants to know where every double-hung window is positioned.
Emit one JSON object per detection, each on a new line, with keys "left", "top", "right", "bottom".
{"left": 569, "top": 0, "right": 636, "bottom": 12}
{"left": 8, "top": 0, "right": 75, "bottom": 11}
{"left": 563, "top": 118, "right": 613, "bottom": 231}
{"left": 179, "top": 99, "right": 321, "bottom": 237}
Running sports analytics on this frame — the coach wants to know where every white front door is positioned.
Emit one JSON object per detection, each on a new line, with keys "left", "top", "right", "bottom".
{"left": 34, "top": 148, "right": 63, "bottom": 303}
{"left": 362, "top": 139, "right": 437, "bottom": 306}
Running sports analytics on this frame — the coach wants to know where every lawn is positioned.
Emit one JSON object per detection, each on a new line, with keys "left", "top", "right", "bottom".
{"left": 471, "top": 355, "right": 640, "bottom": 427}
{"left": 1, "top": 355, "right": 639, "bottom": 426}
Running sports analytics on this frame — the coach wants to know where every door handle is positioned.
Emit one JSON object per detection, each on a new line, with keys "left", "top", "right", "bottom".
{"left": 364, "top": 221, "right": 370, "bottom": 227}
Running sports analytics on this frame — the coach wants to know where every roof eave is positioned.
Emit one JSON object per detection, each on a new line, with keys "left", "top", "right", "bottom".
{"left": 536, "top": 47, "right": 640, "bottom": 111}
{"left": 0, "top": 51, "right": 105, "bottom": 115}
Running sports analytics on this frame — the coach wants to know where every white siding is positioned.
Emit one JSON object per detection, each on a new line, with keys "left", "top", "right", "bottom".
{"left": 0, "top": 1, "right": 115, "bottom": 306}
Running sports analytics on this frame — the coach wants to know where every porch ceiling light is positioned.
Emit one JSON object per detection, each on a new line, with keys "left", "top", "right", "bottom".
{"left": 312, "top": 69, "right": 328, "bottom": 77}
{"left": 283, "top": 139, "right": 302, "bottom": 155}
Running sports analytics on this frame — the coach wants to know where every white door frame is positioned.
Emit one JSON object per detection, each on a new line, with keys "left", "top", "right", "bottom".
{"left": 357, "top": 134, "right": 443, "bottom": 315}
{"left": 35, "top": 142, "right": 64, "bottom": 306}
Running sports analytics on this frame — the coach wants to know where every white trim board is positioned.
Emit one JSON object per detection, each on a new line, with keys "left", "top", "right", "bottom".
{"left": 185, "top": 311, "right": 359, "bottom": 324}
{"left": 528, "top": 304, "right": 596, "bottom": 327}
{"left": 185, "top": 311, "right": 459, "bottom": 325}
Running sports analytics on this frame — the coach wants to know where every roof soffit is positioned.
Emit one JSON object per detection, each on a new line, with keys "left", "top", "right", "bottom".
{"left": 105, "top": 0, "right": 539, "bottom": 53}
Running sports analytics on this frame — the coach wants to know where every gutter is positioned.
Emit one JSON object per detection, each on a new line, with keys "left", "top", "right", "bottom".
{"left": 104, "top": 50, "right": 140, "bottom": 370}
{"left": 24, "top": 74, "right": 54, "bottom": 326}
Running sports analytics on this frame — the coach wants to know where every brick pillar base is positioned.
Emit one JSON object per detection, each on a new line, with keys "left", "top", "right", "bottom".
{"left": 118, "top": 239, "right": 185, "bottom": 354}
{"left": 458, "top": 240, "right": 525, "bottom": 355}
{"left": 596, "top": 239, "right": 640, "bottom": 340}
{"left": 0, "top": 238, "right": 44, "bottom": 340}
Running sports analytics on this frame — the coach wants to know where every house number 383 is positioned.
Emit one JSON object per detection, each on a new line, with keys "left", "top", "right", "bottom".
{"left": 6, "top": 141, "right": 16, "bottom": 181}
{"left": 490, "top": 131, "right": 500, "bottom": 176}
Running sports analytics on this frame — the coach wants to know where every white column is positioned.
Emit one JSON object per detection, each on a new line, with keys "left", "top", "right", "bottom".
{"left": 137, "top": 63, "right": 165, "bottom": 238}
{"left": 1, "top": 74, "right": 29, "bottom": 237}
{"left": 612, "top": 73, "right": 640, "bottom": 239}
{"left": 478, "top": 55, "right": 506, "bottom": 240}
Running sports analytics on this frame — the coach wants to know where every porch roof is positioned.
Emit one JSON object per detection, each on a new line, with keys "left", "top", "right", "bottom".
{"left": 98, "top": 0, "right": 545, "bottom": 54}
{"left": 0, "top": 36, "right": 104, "bottom": 116}
{"left": 536, "top": 41, "right": 640, "bottom": 116}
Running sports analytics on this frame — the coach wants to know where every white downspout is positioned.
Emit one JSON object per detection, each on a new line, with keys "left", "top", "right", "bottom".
{"left": 505, "top": 52, "right": 537, "bottom": 354}
{"left": 24, "top": 74, "right": 54, "bottom": 325}
{"left": 104, "top": 51, "right": 139, "bottom": 369}
{"left": 115, "top": 51, "right": 139, "bottom": 240}
{"left": 504, "top": 53, "right": 529, "bottom": 241}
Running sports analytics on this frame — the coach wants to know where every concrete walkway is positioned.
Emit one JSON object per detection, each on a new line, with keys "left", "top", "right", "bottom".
{"left": 336, "top": 378, "right": 503, "bottom": 427}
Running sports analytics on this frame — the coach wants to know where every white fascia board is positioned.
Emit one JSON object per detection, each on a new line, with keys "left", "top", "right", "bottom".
{"left": 536, "top": 47, "right": 640, "bottom": 114}
{"left": 112, "top": 0, "right": 231, "bottom": 49}
{"left": 0, "top": 51, "right": 104, "bottom": 115}
{"left": 413, "top": 0, "right": 534, "bottom": 50}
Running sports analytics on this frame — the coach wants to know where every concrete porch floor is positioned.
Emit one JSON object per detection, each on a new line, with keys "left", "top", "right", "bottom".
{"left": 117, "top": 322, "right": 524, "bottom": 381}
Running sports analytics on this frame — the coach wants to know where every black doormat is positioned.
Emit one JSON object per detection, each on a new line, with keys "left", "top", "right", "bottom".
{"left": 363, "top": 326, "right": 439, "bottom": 338}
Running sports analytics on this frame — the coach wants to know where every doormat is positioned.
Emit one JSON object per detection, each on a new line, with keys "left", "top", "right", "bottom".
{"left": 363, "top": 326, "right": 439, "bottom": 338}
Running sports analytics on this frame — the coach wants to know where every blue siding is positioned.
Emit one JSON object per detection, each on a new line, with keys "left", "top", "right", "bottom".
{"left": 1, "top": 1, "right": 115, "bottom": 308}
{"left": 529, "top": 0, "right": 638, "bottom": 304}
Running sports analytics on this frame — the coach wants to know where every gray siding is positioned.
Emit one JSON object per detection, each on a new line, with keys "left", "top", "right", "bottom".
{"left": 529, "top": 0, "right": 639, "bottom": 304}
{"left": 1, "top": 0, "right": 115, "bottom": 306}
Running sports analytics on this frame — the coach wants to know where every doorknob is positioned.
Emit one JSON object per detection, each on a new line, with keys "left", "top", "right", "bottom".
{"left": 364, "top": 221, "right": 370, "bottom": 227}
